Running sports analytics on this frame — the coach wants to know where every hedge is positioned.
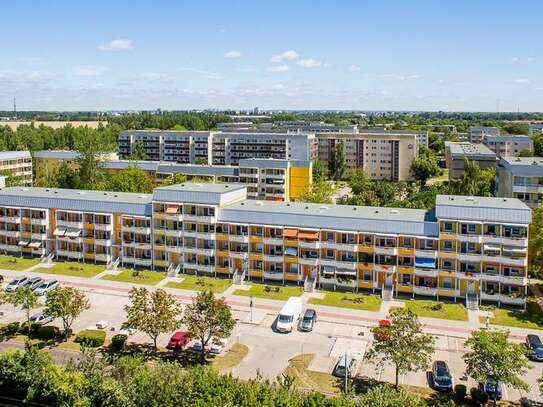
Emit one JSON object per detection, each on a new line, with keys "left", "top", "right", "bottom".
{"left": 110, "top": 334, "right": 127, "bottom": 351}
{"left": 36, "top": 325, "right": 60, "bottom": 340}
{"left": 75, "top": 330, "right": 106, "bottom": 347}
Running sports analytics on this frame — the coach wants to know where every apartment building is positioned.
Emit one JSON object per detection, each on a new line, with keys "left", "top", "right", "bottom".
{"left": 0, "top": 184, "right": 530, "bottom": 308}
{"left": 529, "top": 123, "right": 543, "bottom": 133}
{"left": 317, "top": 132, "right": 418, "bottom": 180}
{"left": 469, "top": 126, "right": 500, "bottom": 143}
{"left": 445, "top": 142, "right": 497, "bottom": 180}
{"left": 483, "top": 135, "right": 534, "bottom": 157}
{"left": 496, "top": 156, "right": 543, "bottom": 208}
{"left": 0, "top": 151, "right": 32, "bottom": 186}
{"left": 118, "top": 131, "right": 317, "bottom": 165}
{"left": 217, "top": 121, "right": 359, "bottom": 134}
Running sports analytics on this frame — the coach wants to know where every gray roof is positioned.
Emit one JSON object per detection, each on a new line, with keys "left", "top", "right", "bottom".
{"left": 220, "top": 200, "right": 438, "bottom": 236}
{"left": 239, "top": 158, "right": 311, "bottom": 168}
{"left": 484, "top": 134, "right": 531, "bottom": 142}
{"left": 499, "top": 156, "right": 543, "bottom": 176}
{"left": 0, "top": 187, "right": 152, "bottom": 216}
{"left": 153, "top": 183, "right": 247, "bottom": 205}
{"left": 0, "top": 151, "right": 31, "bottom": 160}
{"left": 157, "top": 163, "right": 238, "bottom": 176}
{"left": 33, "top": 150, "right": 80, "bottom": 159}
{"left": 446, "top": 142, "right": 497, "bottom": 158}
{"left": 435, "top": 195, "right": 531, "bottom": 224}
{"left": 101, "top": 160, "right": 160, "bottom": 171}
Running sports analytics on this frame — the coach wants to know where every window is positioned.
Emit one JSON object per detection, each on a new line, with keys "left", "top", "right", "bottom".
{"left": 442, "top": 260, "right": 454, "bottom": 270}
{"left": 443, "top": 222, "right": 453, "bottom": 233}
{"left": 443, "top": 240, "right": 453, "bottom": 251}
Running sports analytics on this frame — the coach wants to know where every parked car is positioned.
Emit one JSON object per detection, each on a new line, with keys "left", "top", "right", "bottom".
{"left": 276, "top": 297, "right": 303, "bottom": 333}
{"left": 5, "top": 276, "right": 29, "bottom": 292}
{"left": 33, "top": 279, "right": 59, "bottom": 296}
{"left": 431, "top": 360, "right": 453, "bottom": 391}
{"left": 21, "top": 276, "right": 43, "bottom": 290}
{"left": 526, "top": 334, "right": 543, "bottom": 361}
{"left": 167, "top": 331, "right": 191, "bottom": 351}
{"left": 332, "top": 354, "right": 357, "bottom": 378}
{"left": 299, "top": 309, "right": 317, "bottom": 332}
{"left": 29, "top": 311, "right": 53, "bottom": 325}
{"left": 209, "top": 338, "right": 227, "bottom": 354}
{"left": 480, "top": 377, "right": 503, "bottom": 401}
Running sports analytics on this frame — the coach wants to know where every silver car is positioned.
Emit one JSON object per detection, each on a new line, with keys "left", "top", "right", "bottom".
{"left": 5, "top": 276, "right": 29, "bottom": 292}
{"left": 33, "top": 280, "right": 59, "bottom": 296}
{"left": 30, "top": 311, "right": 53, "bottom": 325}
{"left": 21, "top": 276, "right": 43, "bottom": 290}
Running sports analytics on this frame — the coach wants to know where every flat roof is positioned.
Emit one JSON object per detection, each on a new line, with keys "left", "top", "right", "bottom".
{"left": 153, "top": 182, "right": 247, "bottom": 205}
{"left": 500, "top": 156, "right": 543, "bottom": 166}
{"left": 499, "top": 156, "right": 543, "bottom": 177}
{"left": 0, "top": 151, "right": 31, "bottom": 160}
{"left": 436, "top": 194, "right": 529, "bottom": 210}
{"left": 101, "top": 160, "right": 160, "bottom": 171}
{"left": 484, "top": 134, "right": 531, "bottom": 142}
{"left": 33, "top": 150, "right": 81, "bottom": 159}
{"left": 446, "top": 142, "right": 496, "bottom": 158}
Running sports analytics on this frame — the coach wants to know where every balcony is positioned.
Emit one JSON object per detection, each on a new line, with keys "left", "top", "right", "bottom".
{"left": 0, "top": 244, "right": 21, "bottom": 252}
{"left": 501, "top": 275, "right": 528, "bottom": 285}
{"left": 263, "top": 254, "right": 284, "bottom": 262}
{"left": 500, "top": 237, "right": 528, "bottom": 247}
{"left": 94, "top": 239, "right": 112, "bottom": 247}
{"left": 30, "top": 218, "right": 47, "bottom": 226}
{"left": 95, "top": 253, "right": 112, "bottom": 263}
{"left": 229, "top": 235, "right": 249, "bottom": 244}
{"left": 299, "top": 240, "right": 320, "bottom": 249}
{"left": 56, "top": 249, "right": 83, "bottom": 259}
{"left": 31, "top": 233, "right": 47, "bottom": 240}
{"left": 414, "top": 268, "right": 438, "bottom": 278}
{"left": 438, "top": 288, "right": 461, "bottom": 297}
{"left": 457, "top": 252, "right": 482, "bottom": 262}
{"left": 57, "top": 219, "right": 84, "bottom": 229}
{"left": 478, "top": 273, "right": 501, "bottom": 282}
{"left": 299, "top": 257, "right": 319, "bottom": 266}
{"left": 512, "top": 184, "right": 543, "bottom": 193}
{"left": 263, "top": 237, "right": 283, "bottom": 246}
{"left": 373, "top": 264, "right": 396, "bottom": 273}
{"left": 123, "top": 241, "right": 152, "bottom": 250}
{"left": 263, "top": 271, "right": 284, "bottom": 280}
{"left": 134, "top": 258, "right": 152, "bottom": 267}
{"left": 480, "top": 292, "right": 500, "bottom": 302}
{"left": 162, "top": 213, "right": 184, "bottom": 222}
{"left": 374, "top": 246, "right": 398, "bottom": 256}
{"left": 0, "top": 216, "right": 21, "bottom": 223}
{"left": 164, "top": 229, "right": 183, "bottom": 238}
{"left": 455, "top": 271, "right": 480, "bottom": 280}
{"left": 190, "top": 264, "right": 214, "bottom": 273}
{"left": 319, "top": 275, "right": 338, "bottom": 285}
{"left": 229, "top": 251, "right": 248, "bottom": 260}
{"left": 500, "top": 295, "right": 526, "bottom": 306}
{"left": 414, "top": 249, "right": 438, "bottom": 259}
{"left": 1, "top": 230, "right": 20, "bottom": 238}
{"left": 94, "top": 223, "right": 113, "bottom": 231}
{"left": 456, "top": 234, "right": 482, "bottom": 244}
{"left": 166, "top": 245, "right": 183, "bottom": 254}
{"left": 122, "top": 226, "right": 151, "bottom": 235}
{"left": 413, "top": 286, "right": 438, "bottom": 296}
{"left": 183, "top": 214, "right": 216, "bottom": 223}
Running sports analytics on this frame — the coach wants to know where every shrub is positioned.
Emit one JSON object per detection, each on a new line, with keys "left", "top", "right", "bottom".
{"left": 3, "top": 322, "right": 20, "bottom": 336}
{"left": 18, "top": 322, "right": 41, "bottom": 336}
{"left": 470, "top": 387, "right": 489, "bottom": 405}
{"left": 454, "top": 384, "right": 467, "bottom": 401}
{"left": 36, "top": 325, "right": 59, "bottom": 340}
{"left": 75, "top": 329, "right": 106, "bottom": 347}
{"left": 110, "top": 334, "right": 127, "bottom": 351}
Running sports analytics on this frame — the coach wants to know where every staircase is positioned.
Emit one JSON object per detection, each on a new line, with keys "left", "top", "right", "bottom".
{"left": 466, "top": 292, "right": 479, "bottom": 310}
{"left": 41, "top": 252, "right": 54, "bottom": 264}
{"left": 232, "top": 269, "right": 246, "bottom": 285}
{"left": 304, "top": 275, "right": 317, "bottom": 292}
{"left": 167, "top": 264, "right": 181, "bottom": 277}
{"left": 381, "top": 284, "right": 393, "bottom": 301}
{"left": 107, "top": 257, "right": 120, "bottom": 271}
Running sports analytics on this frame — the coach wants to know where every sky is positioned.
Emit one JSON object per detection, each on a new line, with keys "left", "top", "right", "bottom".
{"left": 1, "top": 0, "right": 542, "bottom": 112}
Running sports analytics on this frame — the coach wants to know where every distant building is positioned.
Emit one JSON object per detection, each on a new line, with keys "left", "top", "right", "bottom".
{"left": 482, "top": 135, "right": 533, "bottom": 157}
{"left": 445, "top": 142, "right": 497, "bottom": 180}
{"left": 0, "top": 151, "right": 32, "bottom": 186}
{"left": 469, "top": 126, "right": 500, "bottom": 143}
{"left": 529, "top": 123, "right": 543, "bottom": 133}
{"left": 496, "top": 156, "right": 543, "bottom": 208}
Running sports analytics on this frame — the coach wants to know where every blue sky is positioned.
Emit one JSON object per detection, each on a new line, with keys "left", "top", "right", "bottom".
{"left": 1, "top": 0, "right": 542, "bottom": 111}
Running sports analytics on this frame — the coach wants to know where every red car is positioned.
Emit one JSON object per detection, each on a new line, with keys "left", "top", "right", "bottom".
{"left": 166, "top": 331, "right": 191, "bottom": 351}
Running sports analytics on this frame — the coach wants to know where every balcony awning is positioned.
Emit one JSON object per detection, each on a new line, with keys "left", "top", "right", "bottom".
{"left": 336, "top": 269, "right": 357, "bottom": 276}
{"left": 17, "top": 240, "right": 29, "bottom": 247}
{"left": 283, "top": 228, "right": 298, "bottom": 238}
{"left": 414, "top": 257, "right": 436, "bottom": 269}
{"left": 504, "top": 247, "right": 527, "bottom": 253}
{"left": 298, "top": 230, "right": 319, "bottom": 241}
{"left": 53, "top": 228, "right": 66, "bottom": 236}
{"left": 166, "top": 205, "right": 179, "bottom": 214}
{"left": 65, "top": 229, "right": 82, "bottom": 238}
{"left": 28, "top": 241, "right": 41, "bottom": 248}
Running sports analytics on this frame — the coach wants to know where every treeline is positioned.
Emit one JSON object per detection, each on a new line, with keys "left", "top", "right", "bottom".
{"left": 108, "top": 112, "right": 232, "bottom": 131}
{"left": 0, "top": 347, "right": 427, "bottom": 407}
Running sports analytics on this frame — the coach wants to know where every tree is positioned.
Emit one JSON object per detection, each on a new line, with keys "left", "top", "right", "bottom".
{"left": 298, "top": 180, "right": 334, "bottom": 204}
{"left": 159, "top": 173, "right": 187, "bottom": 187}
{"left": 532, "top": 132, "right": 543, "bottom": 156}
{"left": 329, "top": 140, "right": 346, "bottom": 181}
{"left": 348, "top": 169, "right": 370, "bottom": 195}
{"left": 76, "top": 134, "right": 105, "bottom": 190}
{"left": 102, "top": 167, "right": 154, "bottom": 193}
{"left": 45, "top": 287, "right": 90, "bottom": 338}
{"left": 503, "top": 123, "right": 529, "bottom": 135}
{"left": 449, "top": 159, "right": 495, "bottom": 196}
{"left": 367, "top": 308, "right": 435, "bottom": 389}
{"left": 0, "top": 169, "right": 20, "bottom": 187}
{"left": 181, "top": 290, "right": 235, "bottom": 363}
{"left": 195, "top": 157, "right": 208, "bottom": 165}
{"left": 463, "top": 329, "right": 530, "bottom": 406}
{"left": 128, "top": 141, "right": 148, "bottom": 161}
{"left": 42, "top": 161, "right": 80, "bottom": 189}
{"left": 359, "top": 385, "right": 426, "bottom": 407}
{"left": 529, "top": 207, "right": 543, "bottom": 278}
{"left": 518, "top": 149, "right": 533, "bottom": 157}
{"left": 123, "top": 287, "right": 181, "bottom": 352}
{"left": 312, "top": 161, "right": 327, "bottom": 184}
{"left": 5, "top": 287, "right": 39, "bottom": 329}
{"left": 410, "top": 146, "right": 441, "bottom": 186}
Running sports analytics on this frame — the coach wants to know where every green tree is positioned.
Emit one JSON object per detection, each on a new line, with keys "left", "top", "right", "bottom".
{"left": 43, "top": 161, "right": 81, "bottom": 189}
{"left": 195, "top": 157, "right": 209, "bottom": 165}
{"left": 532, "top": 132, "right": 543, "bottom": 156}
{"left": 158, "top": 173, "right": 188, "bottom": 187}
{"left": 128, "top": 141, "right": 148, "bottom": 161}
{"left": 102, "top": 166, "right": 154, "bottom": 193}
{"left": 348, "top": 169, "right": 370, "bottom": 195}
{"left": 181, "top": 290, "right": 235, "bottom": 363}
{"left": 358, "top": 385, "right": 426, "bottom": 407}
{"left": 367, "top": 308, "right": 435, "bottom": 389}
{"left": 517, "top": 149, "right": 533, "bottom": 157}
{"left": 503, "top": 123, "right": 529, "bottom": 135}
{"left": 45, "top": 287, "right": 90, "bottom": 338}
{"left": 0, "top": 169, "right": 20, "bottom": 187}
{"left": 410, "top": 146, "right": 441, "bottom": 186}
{"left": 123, "top": 287, "right": 181, "bottom": 352}
{"left": 449, "top": 159, "right": 495, "bottom": 196}
{"left": 463, "top": 329, "right": 530, "bottom": 406}
{"left": 5, "top": 287, "right": 39, "bottom": 329}
{"left": 298, "top": 180, "right": 334, "bottom": 204}
{"left": 529, "top": 207, "right": 543, "bottom": 278}
{"left": 312, "top": 161, "right": 327, "bottom": 183}
{"left": 329, "top": 140, "right": 346, "bottom": 181}
{"left": 76, "top": 135, "right": 105, "bottom": 190}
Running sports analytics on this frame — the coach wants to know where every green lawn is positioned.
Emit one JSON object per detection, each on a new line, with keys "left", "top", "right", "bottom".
{"left": 34, "top": 261, "right": 105, "bottom": 277}
{"left": 101, "top": 269, "right": 165, "bottom": 286}
{"left": 308, "top": 291, "right": 382, "bottom": 311}
{"left": 0, "top": 255, "right": 40, "bottom": 271}
{"left": 484, "top": 302, "right": 543, "bottom": 330}
{"left": 233, "top": 283, "right": 302, "bottom": 301}
{"left": 166, "top": 275, "right": 231, "bottom": 293}
{"left": 212, "top": 343, "right": 249, "bottom": 371}
{"left": 403, "top": 299, "right": 468, "bottom": 321}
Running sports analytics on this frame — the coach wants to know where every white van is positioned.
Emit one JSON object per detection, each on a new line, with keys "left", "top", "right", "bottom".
{"left": 276, "top": 297, "right": 303, "bottom": 333}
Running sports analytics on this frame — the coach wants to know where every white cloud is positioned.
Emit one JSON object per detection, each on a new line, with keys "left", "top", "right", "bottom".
{"left": 272, "top": 83, "right": 285, "bottom": 90}
{"left": 270, "top": 50, "right": 299, "bottom": 63}
{"left": 347, "top": 64, "right": 361, "bottom": 72}
{"left": 224, "top": 50, "right": 241, "bottom": 59}
{"left": 267, "top": 65, "right": 289, "bottom": 73}
{"left": 178, "top": 67, "right": 221, "bottom": 79}
{"left": 73, "top": 65, "right": 107, "bottom": 76}
{"left": 96, "top": 39, "right": 134, "bottom": 52}
{"left": 380, "top": 73, "right": 420, "bottom": 80}
{"left": 297, "top": 58, "right": 322, "bottom": 68}
{"left": 514, "top": 78, "right": 530, "bottom": 84}
{"left": 512, "top": 57, "right": 519, "bottom": 62}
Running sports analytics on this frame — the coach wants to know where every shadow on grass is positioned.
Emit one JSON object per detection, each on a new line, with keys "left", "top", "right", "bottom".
{"left": 101, "top": 342, "right": 208, "bottom": 367}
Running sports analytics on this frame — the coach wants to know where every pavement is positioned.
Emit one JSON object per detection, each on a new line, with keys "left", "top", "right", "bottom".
{"left": 1, "top": 266, "right": 543, "bottom": 402}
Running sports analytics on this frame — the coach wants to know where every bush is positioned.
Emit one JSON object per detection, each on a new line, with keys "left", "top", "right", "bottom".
{"left": 75, "top": 330, "right": 106, "bottom": 347}
{"left": 3, "top": 322, "right": 20, "bottom": 336}
{"left": 18, "top": 322, "right": 41, "bottom": 336}
{"left": 36, "top": 325, "right": 59, "bottom": 340}
{"left": 470, "top": 387, "right": 489, "bottom": 405}
{"left": 454, "top": 384, "right": 467, "bottom": 401}
{"left": 110, "top": 334, "right": 127, "bottom": 351}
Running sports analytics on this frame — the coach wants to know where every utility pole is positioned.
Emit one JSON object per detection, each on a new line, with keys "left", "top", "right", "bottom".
{"left": 344, "top": 351, "right": 349, "bottom": 393}
{"left": 13, "top": 97, "right": 17, "bottom": 120}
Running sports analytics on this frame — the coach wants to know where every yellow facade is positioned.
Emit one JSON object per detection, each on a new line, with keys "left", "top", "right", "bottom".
{"left": 289, "top": 166, "right": 312, "bottom": 200}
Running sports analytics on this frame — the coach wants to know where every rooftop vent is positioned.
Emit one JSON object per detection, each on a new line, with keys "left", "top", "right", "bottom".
{"left": 374, "top": 210, "right": 379, "bottom": 213}
{"left": 320, "top": 206, "right": 328, "bottom": 210}
{"left": 77, "top": 191, "right": 85, "bottom": 195}
{"left": 138, "top": 195, "right": 146, "bottom": 199}
{"left": 390, "top": 209, "right": 399, "bottom": 214}
{"left": 466, "top": 196, "right": 475, "bottom": 201}
{"left": 305, "top": 206, "right": 309, "bottom": 209}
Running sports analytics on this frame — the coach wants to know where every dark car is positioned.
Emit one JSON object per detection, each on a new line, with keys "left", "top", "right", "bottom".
{"left": 431, "top": 361, "right": 453, "bottom": 391}
{"left": 480, "top": 377, "right": 503, "bottom": 401}
{"left": 526, "top": 334, "right": 543, "bottom": 361}
{"left": 166, "top": 331, "right": 190, "bottom": 351}
{"left": 299, "top": 309, "right": 317, "bottom": 332}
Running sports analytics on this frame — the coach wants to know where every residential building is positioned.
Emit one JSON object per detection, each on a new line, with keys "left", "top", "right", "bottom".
{"left": 529, "top": 123, "right": 543, "bottom": 133}
{"left": 0, "top": 184, "right": 530, "bottom": 307}
{"left": 0, "top": 151, "right": 32, "bottom": 186}
{"left": 445, "top": 142, "right": 497, "bottom": 180}
{"left": 317, "top": 132, "right": 419, "bottom": 180}
{"left": 496, "top": 156, "right": 543, "bottom": 208}
{"left": 483, "top": 135, "right": 533, "bottom": 157}
{"left": 469, "top": 126, "right": 500, "bottom": 143}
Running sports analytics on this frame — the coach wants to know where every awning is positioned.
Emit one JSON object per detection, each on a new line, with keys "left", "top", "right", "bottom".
{"left": 504, "top": 247, "right": 527, "bottom": 253}
{"left": 65, "top": 229, "right": 82, "bottom": 238}
{"left": 414, "top": 257, "right": 436, "bottom": 269}
{"left": 336, "top": 269, "right": 356, "bottom": 276}
{"left": 298, "top": 230, "right": 319, "bottom": 241}
{"left": 284, "top": 247, "right": 298, "bottom": 257}
{"left": 166, "top": 205, "right": 179, "bottom": 214}
{"left": 17, "top": 240, "right": 29, "bottom": 247}
{"left": 28, "top": 242, "right": 41, "bottom": 248}
{"left": 54, "top": 228, "right": 66, "bottom": 236}
{"left": 283, "top": 228, "right": 298, "bottom": 238}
